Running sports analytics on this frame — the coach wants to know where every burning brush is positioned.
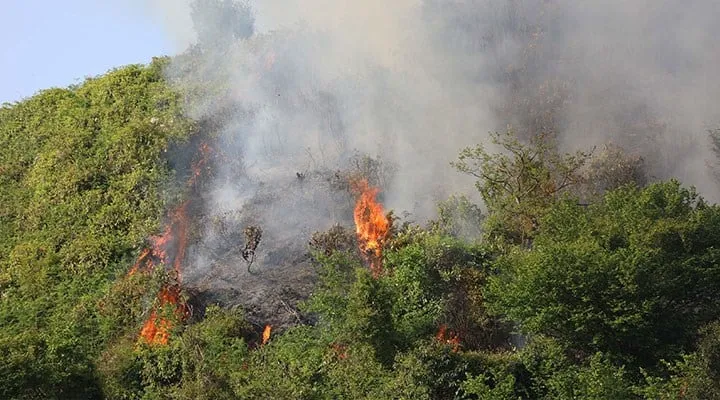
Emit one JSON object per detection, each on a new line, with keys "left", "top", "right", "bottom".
{"left": 435, "top": 324, "right": 461, "bottom": 352}
{"left": 262, "top": 324, "right": 272, "bottom": 345}
{"left": 352, "top": 178, "right": 390, "bottom": 278}
{"left": 132, "top": 202, "right": 191, "bottom": 346}
{"left": 130, "top": 140, "right": 217, "bottom": 346}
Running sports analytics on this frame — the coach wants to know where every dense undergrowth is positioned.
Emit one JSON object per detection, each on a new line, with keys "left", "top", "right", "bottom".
{"left": 1, "top": 59, "right": 720, "bottom": 399}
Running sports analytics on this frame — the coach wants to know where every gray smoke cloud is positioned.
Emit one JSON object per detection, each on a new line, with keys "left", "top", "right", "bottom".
{"left": 134, "top": 1, "right": 720, "bottom": 313}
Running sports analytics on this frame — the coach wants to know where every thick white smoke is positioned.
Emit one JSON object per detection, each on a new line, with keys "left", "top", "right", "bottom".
{"left": 134, "top": 0, "right": 720, "bottom": 293}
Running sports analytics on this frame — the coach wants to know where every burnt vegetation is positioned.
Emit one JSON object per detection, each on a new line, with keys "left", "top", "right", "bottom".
{"left": 2, "top": 1, "right": 720, "bottom": 399}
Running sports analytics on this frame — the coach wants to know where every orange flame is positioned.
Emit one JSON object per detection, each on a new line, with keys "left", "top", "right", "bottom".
{"left": 138, "top": 284, "right": 189, "bottom": 346}
{"left": 262, "top": 325, "right": 272, "bottom": 345}
{"left": 128, "top": 248, "right": 152, "bottom": 276}
{"left": 135, "top": 206, "right": 189, "bottom": 346}
{"left": 131, "top": 142, "right": 212, "bottom": 346}
{"left": 353, "top": 179, "right": 390, "bottom": 277}
{"left": 435, "top": 324, "right": 461, "bottom": 352}
{"left": 139, "top": 310, "right": 171, "bottom": 345}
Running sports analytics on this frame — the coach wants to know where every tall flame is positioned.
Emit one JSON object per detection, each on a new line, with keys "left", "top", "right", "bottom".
{"left": 353, "top": 179, "right": 390, "bottom": 277}
{"left": 132, "top": 141, "right": 214, "bottom": 346}
{"left": 262, "top": 325, "right": 272, "bottom": 345}
{"left": 139, "top": 284, "right": 188, "bottom": 345}
{"left": 139, "top": 310, "right": 171, "bottom": 345}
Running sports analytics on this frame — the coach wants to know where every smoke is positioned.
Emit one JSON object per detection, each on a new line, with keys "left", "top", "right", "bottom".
{"left": 134, "top": 1, "right": 720, "bottom": 307}
{"left": 549, "top": 1, "right": 720, "bottom": 194}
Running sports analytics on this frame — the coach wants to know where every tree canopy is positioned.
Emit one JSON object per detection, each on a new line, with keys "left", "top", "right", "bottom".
{"left": 1, "top": 58, "right": 719, "bottom": 399}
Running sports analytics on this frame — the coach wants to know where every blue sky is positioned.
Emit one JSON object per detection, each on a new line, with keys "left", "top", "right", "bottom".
{"left": 1, "top": 1, "right": 173, "bottom": 104}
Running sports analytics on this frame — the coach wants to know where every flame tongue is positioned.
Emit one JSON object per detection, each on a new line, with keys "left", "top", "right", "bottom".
{"left": 139, "top": 284, "right": 187, "bottom": 345}
{"left": 132, "top": 142, "right": 213, "bottom": 346}
{"left": 353, "top": 179, "right": 390, "bottom": 277}
{"left": 262, "top": 325, "right": 272, "bottom": 345}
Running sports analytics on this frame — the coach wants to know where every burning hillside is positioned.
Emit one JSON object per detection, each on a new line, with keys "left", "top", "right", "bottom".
{"left": 128, "top": 129, "right": 398, "bottom": 343}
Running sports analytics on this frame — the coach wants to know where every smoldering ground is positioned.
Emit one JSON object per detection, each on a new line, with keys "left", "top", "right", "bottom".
{"left": 136, "top": 0, "right": 720, "bottom": 326}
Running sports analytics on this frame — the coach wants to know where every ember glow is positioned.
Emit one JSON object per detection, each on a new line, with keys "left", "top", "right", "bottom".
{"left": 352, "top": 179, "right": 390, "bottom": 277}
{"left": 435, "top": 324, "right": 461, "bottom": 352}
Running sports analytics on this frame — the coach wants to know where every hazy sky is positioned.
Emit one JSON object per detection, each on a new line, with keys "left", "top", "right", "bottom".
{"left": 0, "top": 0, "right": 171, "bottom": 104}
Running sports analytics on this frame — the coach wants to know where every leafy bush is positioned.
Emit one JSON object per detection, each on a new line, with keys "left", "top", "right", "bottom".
{"left": 487, "top": 181, "right": 720, "bottom": 370}
{"left": 0, "top": 59, "right": 193, "bottom": 399}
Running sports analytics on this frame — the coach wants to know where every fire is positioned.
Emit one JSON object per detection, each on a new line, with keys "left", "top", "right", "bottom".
{"left": 139, "top": 284, "right": 189, "bottom": 345}
{"left": 128, "top": 248, "right": 151, "bottom": 276}
{"left": 353, "top": 179, "right": 390, "bottom": 277}
{"left": 133, "top": 202, "right": 190, "bottom": 346}
{"left": 262, "top": 325, "right": 272, "bottom": 345}
{"left": 139, "top": 310, "right": 170, "bottom": 345}
{"left": 131, "top": 141, "right": 213, "bottom": 346}
{"left": 435, "top": 324, "right": 461, "bottom": 352}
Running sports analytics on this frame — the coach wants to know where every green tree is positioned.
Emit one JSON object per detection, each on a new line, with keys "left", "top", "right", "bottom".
{"left": 487, "top": 181, "right": 720, "bottom": 370}
{"left": 640, "top": 321, "right": 720, "bottom": 399}
{"left": 0, "top": 58, "right": 193, "bottom": 399}
{"left": 453, "top": 131, "right": 589, "bottom": 246}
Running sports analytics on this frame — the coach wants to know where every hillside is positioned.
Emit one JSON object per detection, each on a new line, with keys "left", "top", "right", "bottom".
{"left": 0, "top": 58, "right": 194, "bottom": 397}
{"left": 1, "top": 60, "right": 720, "bottom": 399}
{"left": 3, "top": 1, "right": 720, "bottom": 398}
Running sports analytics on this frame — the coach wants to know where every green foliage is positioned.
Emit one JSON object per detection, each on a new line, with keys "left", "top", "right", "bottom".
{"left": 580, "top": 143, "right": 647, "bottom": 199}
{"left": 231, "top": 326, "right": 329, "bottom": 399}
{"left": 2, "top": 51, "right": 718, "bottom": 398}
{"left": 462, "top": 336, "right": 636, "bottom": 400}
{"left": 340, "top": 268, "right": 397, "bottom": 365}
{"left": 227, "top": 325, "right": 392, "bottom": 399}
{"left": 97, "top": 267, "right": 167, "bottom": 342}
{"left": 487, "top": 181, "right": 720, "bottom": 370}
{"left": 300, "top": 229, "right": 510, "bottom": 398}
{"left": 320, "top": 342, "right": 392, "bottom": 399}
{"left": 97, "top": 306, "right": 249, "bottom": 400}
{"left": 390, "top": 341, "right": 483, "bottom": 399}
{"left": 302, "top": 250, "right": 362, "bottom": 330}
{"left": 308, "top": 229, "right": 503, "bottom": 357}
{"left": 543, "top": 353, "right": 635, "bottom": 400}
{"left": 0, "top": 58, "right": 193, "bottom": 399}
{"left": 430, "top": 195, "right": 484, "bottom": 239}
{"left": 640, "top": 321, "right": 720, "bottom": 399}
{"left": 453, "top": 131, "right": 589, "bottom": 245}
{"left": 462, "top": 370, "right": 519, "bottom": 400}
{"left": 385, "top": 232, "right": 507, "bottom": 351}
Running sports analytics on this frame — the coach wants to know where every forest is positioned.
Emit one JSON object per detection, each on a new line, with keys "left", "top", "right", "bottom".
{"left": 3, "top": 1, "right": 720, "bottom": 399}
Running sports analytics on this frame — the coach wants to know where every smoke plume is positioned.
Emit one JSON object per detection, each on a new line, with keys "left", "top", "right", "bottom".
{"left": 136, "top": 0, "right": 720, "bottom": 322}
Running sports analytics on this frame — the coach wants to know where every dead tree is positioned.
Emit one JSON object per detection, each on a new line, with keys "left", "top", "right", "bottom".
{"left": 242, "top": 225, "right": 263, "bottom": 273}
